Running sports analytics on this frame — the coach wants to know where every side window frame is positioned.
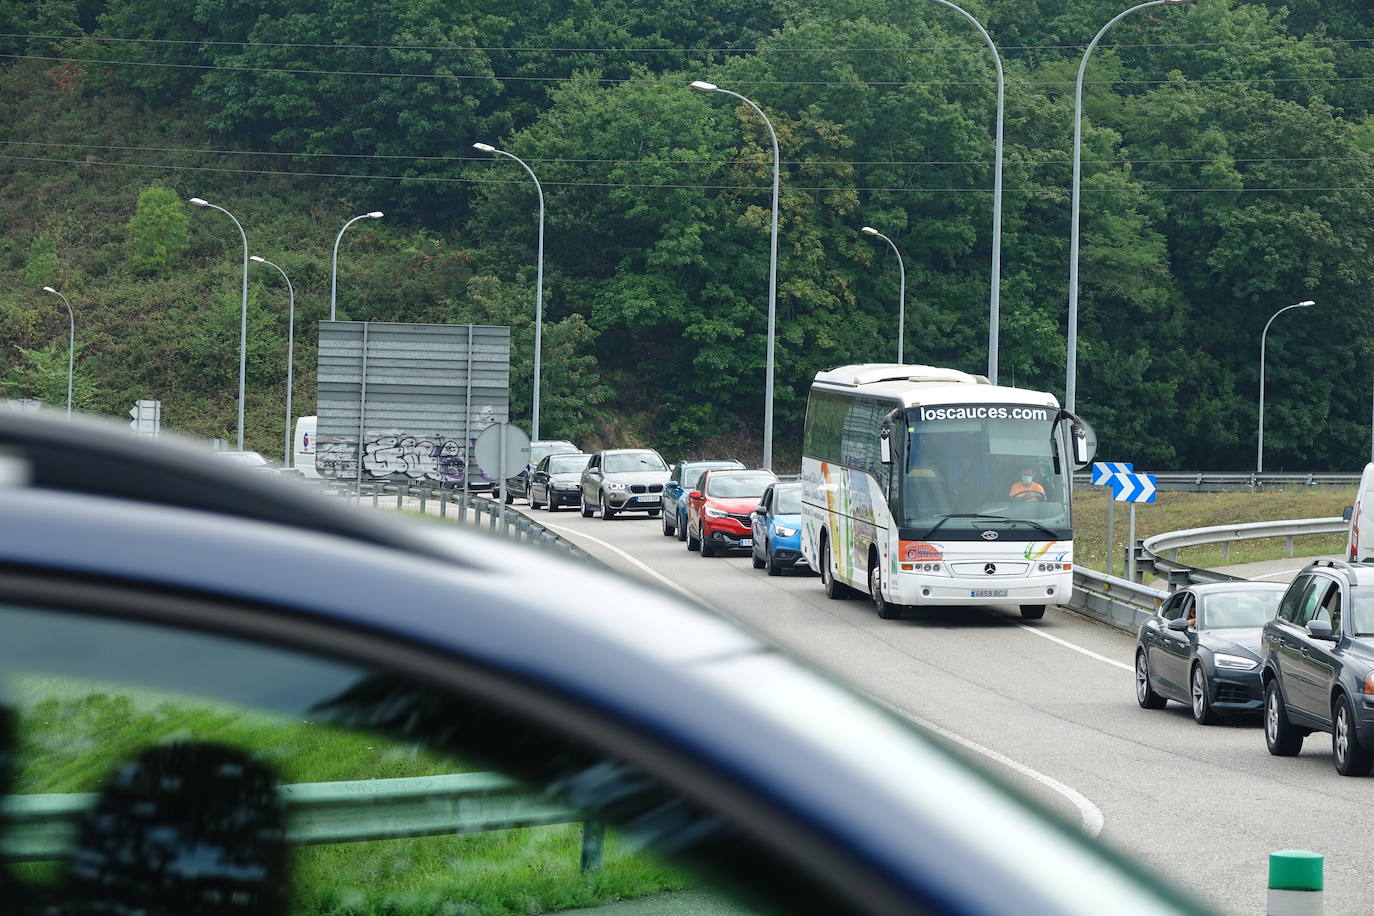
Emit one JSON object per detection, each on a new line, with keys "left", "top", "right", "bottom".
{"left": 1160, "top": 593, "right": 1185, "bottom": 621}
{"left": 1276, "top": 576, "right": 1311, "bottom": 623}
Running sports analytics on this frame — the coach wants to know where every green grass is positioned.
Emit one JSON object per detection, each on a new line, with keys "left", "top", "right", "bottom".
{"left": 10, "top": 687, "right": 693, "bottom": 914}
{"left": 1072, "top": 487, "right": 1351, "bottom": 573}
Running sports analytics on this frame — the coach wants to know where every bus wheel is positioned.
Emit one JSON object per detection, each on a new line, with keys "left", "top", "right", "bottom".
{"left": 1019, "top": 605, "right": 1046, "bottom": 620}
{"left": 870, "top": 561, "right": 902, "bottom": 620}
{"left": 820, "top": 538, "right": 851, "bottom": 601}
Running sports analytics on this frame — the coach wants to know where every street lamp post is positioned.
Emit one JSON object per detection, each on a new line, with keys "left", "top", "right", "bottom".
{"left": 40, "top": 286, "right": 74, "bottom": 417}
{"left": 927, "top": 0, "right": 1005, "bottom": 383}
{"left": 860, "top": 228, "right": 907, "bottom": 364}
{"left": 1066, "top": 0, "right": 1195, "bottom": 414}
{"left": 473, "top": 142, "right": 545, "bottom": 442}
{"left": 692, "top": 79, "right": 780, "bottom": 470}
{"left": 331, "top": 211, "right": 384, "bottom": 322}
{"left": 189, "top": 197, "right": 250, "bottom": 451}
{"left": 251, "top": 256, "right": 295, "bottom": 467}
{"left": 1257, "top": 300, "right": 1314, "bottom": 474}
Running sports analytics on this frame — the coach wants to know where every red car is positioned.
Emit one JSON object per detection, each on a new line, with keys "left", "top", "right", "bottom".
{"left": 685, "top": 468, "right": 779, "bottom": 557}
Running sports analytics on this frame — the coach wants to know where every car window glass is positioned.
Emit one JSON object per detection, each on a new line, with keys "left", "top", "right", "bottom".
{"left": 1295, "top": 577, "right": 1329, "bottom": 626}
{"left": 0, "top": 601, "right": 810, "bottom": 916}
{"left": 1351, "top": 588, "right": 1374, "bottom": 636}
{"left": 774, "top": 487, "right": 802, "bottom": 516}
{"left": 706, "top": 475, "right": 776, "bottom": 499}
{"left": 1160, "top": 594, "right": 1185, "bottom": 621}
{"left": 1319, "top": 583, "right": 1342, "bottom": 633}
{"left": 548, "top": 455, "right": 590, "bottom": 475}
{"left": 1200, "top": 590, "right": 1283, "bottom": 628}
{"left": 1276, "top": 576, "right": 1312, "bottom": 623}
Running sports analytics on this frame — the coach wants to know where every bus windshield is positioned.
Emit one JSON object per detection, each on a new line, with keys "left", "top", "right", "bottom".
{"left": 899, "top": 404, "right": 1070, "bottom": 539}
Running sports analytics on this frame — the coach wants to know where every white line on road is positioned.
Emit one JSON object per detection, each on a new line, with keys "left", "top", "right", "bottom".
{"left": 536, "top": 516, "right": 701, "bottom": 601}
{"left": 876, "top": 698, "right": 1106, "bottom": 836}
{"left": 1016, "top": 623, "right": 1134, "bottom": 673}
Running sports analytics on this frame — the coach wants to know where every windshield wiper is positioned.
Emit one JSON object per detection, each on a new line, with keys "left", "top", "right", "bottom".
{"left": 923, "top": 513, "right": 1059, "bottom": 539}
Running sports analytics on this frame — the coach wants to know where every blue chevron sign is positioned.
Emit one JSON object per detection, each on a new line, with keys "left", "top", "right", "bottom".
{"left": 1111, "top": 471, "right": 1157, "bottom": 503}
{"left": 1091, "top": 461, "right": 1133, "bottom": 485}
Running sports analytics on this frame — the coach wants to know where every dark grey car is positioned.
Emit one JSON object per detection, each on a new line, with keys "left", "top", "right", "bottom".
{"left": 1135, "top": 582, "right": 1285, "bottom": 724}
{"left": 528, "top": 452, "right": 591, "bottom": 511}
{"left": 1261, "top": 559, "right": 1374, "bottom": 775}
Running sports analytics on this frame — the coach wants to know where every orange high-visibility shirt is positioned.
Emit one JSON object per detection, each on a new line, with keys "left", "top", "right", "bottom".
{"left": 1009, "top": 480, "right": 1045, "bottom": 499}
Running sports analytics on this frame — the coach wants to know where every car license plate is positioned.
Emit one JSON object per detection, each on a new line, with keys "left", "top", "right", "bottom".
{"left": 971, "top": 589, "right": 1008, "bottom": 598}
{"left": 739, "top": 538, "right": 752, "bottom": 547}
{"left": 638, "top": 495, "right": 660, "bottom": 503}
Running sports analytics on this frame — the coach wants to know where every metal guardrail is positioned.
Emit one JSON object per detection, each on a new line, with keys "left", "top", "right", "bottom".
{"left": 1067, "top": 516, "right": 1347, "bottom": 632}
{"left": 1073, "top": 471, "right": 1360, "bottom": 492}
{"left": 0, "top": 771, "right": 607, "bottom": 872}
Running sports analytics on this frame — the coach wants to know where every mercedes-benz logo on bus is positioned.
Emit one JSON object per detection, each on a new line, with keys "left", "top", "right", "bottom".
{"left": 984, "top": 563, "right": 997, "bottom": 575}
{"left": 980, "top": 530, "right": 999, "bottom": 541}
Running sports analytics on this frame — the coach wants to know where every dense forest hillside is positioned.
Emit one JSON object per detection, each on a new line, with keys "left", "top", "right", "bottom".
{"left": 2, "top": 0, "right": 1373, "bottom": 469}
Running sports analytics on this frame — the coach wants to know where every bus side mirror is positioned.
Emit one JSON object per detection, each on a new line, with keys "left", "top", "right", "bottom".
{"left": 1343, "top": 506, "right": 1354, "bottom": 522}
{"left": 1055, "top": 412, "right": 1097, "bottom": 470}
{"left": 879, "top": 425, "right": 893, "bottom": 465}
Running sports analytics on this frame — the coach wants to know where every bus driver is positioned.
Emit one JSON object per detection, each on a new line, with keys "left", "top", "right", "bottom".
{"left": 1009, "top": 467, "right": 1046, "bottom": 502}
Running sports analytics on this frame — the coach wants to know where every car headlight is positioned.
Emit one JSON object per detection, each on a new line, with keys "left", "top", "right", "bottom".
{"left": 704, "top": 507, "right": 729, "bottom": 518}
{"left": 1214, "top": 653, "right": 1258, "bottom": 670}
{"left": 606, "top": 481, "right": 627, "bottom": 490}
{"left": 775, "top": 525, "right": 797, "bottom": 537}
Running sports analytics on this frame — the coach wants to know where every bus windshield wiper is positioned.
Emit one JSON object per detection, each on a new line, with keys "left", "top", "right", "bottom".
{"left": 923, "top": 513, "right": 1059, "bottom": 539}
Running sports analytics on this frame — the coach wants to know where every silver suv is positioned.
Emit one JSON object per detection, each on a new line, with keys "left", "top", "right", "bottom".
{"left": 579, "top": 448, "right": 669, "bottom": 519}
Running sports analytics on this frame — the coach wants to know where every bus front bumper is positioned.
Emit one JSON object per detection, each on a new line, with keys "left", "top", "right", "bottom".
{"left": 890, "top": 571, "right": 1073, "bottom": 606}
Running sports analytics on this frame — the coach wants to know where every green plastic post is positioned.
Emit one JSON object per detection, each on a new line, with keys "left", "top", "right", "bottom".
{"left": 1269, "top": 850, "right": 1323, "bottom": 891}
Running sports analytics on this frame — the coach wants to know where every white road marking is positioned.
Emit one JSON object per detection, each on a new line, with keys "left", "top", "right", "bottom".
{"left": 1016, "top": 623, "right": 1134, "bottom": 673}
{"left": 536, "top": 516, "right": 701, "bottom": 601}
{"left": 875, "top": 698, "right": 1106, "bottom": 837}
{"left": 530, "top": 506, "right": 1107, "bottom": 836}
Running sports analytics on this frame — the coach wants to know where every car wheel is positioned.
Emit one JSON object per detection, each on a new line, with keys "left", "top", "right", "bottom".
{"left": 662, "top": 512, "right": 676, "bottom": 537}
{"left": 870, "top": 560, "right": 901, "bottom": 620}
{"left": 504, "top": 487, "right": 514, "bottom": 505}
{"left": 752, "top": 543, "right": 766, "bottom": 569}
{"left": 686, "top": 524, "right": 700, "bottom": 552}
{"left": 766, "top": 544, "right": 782, "bottom": 577}
{"left": 546, "top": 495, "right": 559, "bottom": 512}
{"left": 700, "top": 534, "right": 716, "bottom": 558}
{"left": 1191, "top": 665, "right": 1219, "bottom": 725}
{"left": 529, "top": 490, "right": 543, "bottom": 511}
{"left": 1135, "top": 651, "right": 1167, "bottom": 710}
{"left": 820, "top": 538, "right": 851, "bottom": 600}
{"left": 1019, "top": 605, "right": 1046, "bottom": 621}
{"left": 1333, "top": 694, "right": 1374, "bottom": 776}
{"left": 1264, "top": 679, "right": 1304, "bottom": 757}
{"left": 600, "top": 492, "right": 616, "bottom": 520}
{"left": 676, "top": 511, "right": 688, "bottom": 542}
{"left": 580, "top": 493, "right": 593, "bottom": 518}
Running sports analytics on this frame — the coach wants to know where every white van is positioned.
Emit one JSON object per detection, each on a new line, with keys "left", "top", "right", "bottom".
{"left": 1346, "top": 462, "right": 1374, "bottom": 561}
{"left": 293, "top": 416, "right": 320, "bottom": 478}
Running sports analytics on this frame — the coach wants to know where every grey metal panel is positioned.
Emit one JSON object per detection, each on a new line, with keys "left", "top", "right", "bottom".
{"left": 316, "top": 321, "right": 511, "bottom": 484}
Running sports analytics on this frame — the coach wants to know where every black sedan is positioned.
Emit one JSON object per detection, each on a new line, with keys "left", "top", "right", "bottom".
{"left": 1135, "top": 582, "right": 1286, "bottom": 724}
{"left": 527, "top": 451, "right": 591, "bottom": 511}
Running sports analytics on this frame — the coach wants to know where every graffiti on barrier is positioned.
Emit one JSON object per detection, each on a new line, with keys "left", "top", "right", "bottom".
{"left": 314, "top": 431, "right": 496, "bottom": 485}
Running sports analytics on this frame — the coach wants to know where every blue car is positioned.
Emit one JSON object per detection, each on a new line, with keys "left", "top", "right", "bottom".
{"left": 661, "top": 458, "right": 743, "bottom": 540}
{"left": 752, "top": 481, "right": 808, "bottom": 575}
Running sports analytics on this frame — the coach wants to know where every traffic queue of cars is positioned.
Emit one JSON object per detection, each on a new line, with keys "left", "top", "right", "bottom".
{"left": 1134, "top": 559, "right": 1374, "bottom": 777}
{"left": 508, "top": 447, "right": 812, "bottom": 576}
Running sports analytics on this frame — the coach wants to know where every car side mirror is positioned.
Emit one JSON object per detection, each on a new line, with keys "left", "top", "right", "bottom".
{"left": 1166, "top": 617, "right": 1190, "bottom": 632}
{"left": 688, "top": 490, "right": 702, "bottom": 500}
{"left": 1306, "top": 619, "right": 1335, "bottom": 640}
{"left": 1343, "top": 506, "right": 1354, "bottom": 522}
{"left": 753, "top": 505, "right": 766, "bottom": 516}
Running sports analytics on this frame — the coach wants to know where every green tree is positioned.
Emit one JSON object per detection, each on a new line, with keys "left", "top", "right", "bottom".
{"left": 23, "top": 233, "right": 59, "bottom": 288}
{"left": 125, "top": 185, "right": 190, "bottom": 276}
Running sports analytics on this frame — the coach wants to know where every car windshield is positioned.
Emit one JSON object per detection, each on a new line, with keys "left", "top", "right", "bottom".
{"left": 1201, "top": 590, "right": 1282, "bottom": 628}
{"left": 707, "top": 474, "right": 776, "bottom": 499}
{"left": 531, "top": 443, "right": 577, "bottom": 465}
{"left": 1352, "top": 588, "right": 1374, "bottom": 636}
{"left": 547, "top": 455, "right": 590, "bottom": 474}
{"left": 774, "top": 486, "right": 802, "bottom": 515}
{"left": 684, "top": 463, "right": 739, "bottom": 490}
{"left": 604, "top": 452, "right": 666, "bottom": 473}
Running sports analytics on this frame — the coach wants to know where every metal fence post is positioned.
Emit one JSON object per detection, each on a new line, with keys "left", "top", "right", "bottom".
{"left": 395, "top": 486, "right": 405, "bottom": 510}
{"left": 579, "top": 821, "right": 605, "bottom": 873}
{"left": 438, "top": 490, "right": 447, "bottom": 519}
{"left": 419, "top": 488, "right": 428, "bottom": 514}
{"left": 371, "top": 484, "right": 380, "bottom": 508}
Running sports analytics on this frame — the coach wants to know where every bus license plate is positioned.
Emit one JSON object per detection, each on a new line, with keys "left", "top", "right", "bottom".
{"left": 971, "top": 589, "right": 1008, "bottom": 598}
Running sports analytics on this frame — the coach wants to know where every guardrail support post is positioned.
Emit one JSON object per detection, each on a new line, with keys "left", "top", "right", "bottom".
{"left": 396, "top": 486, "right": 406, "bottom": 510}
{"left": 418, "top": 488, "right": 428, "bottom": 514}
{"left": 438, "top": 491, "right": 448, "bottom": 519}
{"left": 1221, "top": 540, "right": 1230, "bottom": 562}
{"left": 1285, "top": 535, "right": 1294, "bottom": 558}
{"left": 370, "top": 484, "right": 379, "bottom": 508}
{"left": 580, "top": 821, "right": 605, "bottom": 873}
{"left": 1267, "top": 849, "right": 1322, "bottom": 915}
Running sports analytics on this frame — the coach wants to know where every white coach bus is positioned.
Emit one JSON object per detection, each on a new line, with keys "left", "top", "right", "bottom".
{"left": 800, "top": 364, "right": 1094, "bottom": 620}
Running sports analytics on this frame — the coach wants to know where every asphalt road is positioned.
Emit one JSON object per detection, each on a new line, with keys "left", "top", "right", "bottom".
{"left": 486, "top": 498, "right": 1371, "bottom": 916}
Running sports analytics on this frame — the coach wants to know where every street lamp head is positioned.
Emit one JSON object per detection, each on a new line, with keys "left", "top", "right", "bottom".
{"left": 42, "top": 286, "right": 57, "bottom": 294}
{"left": 689, "top": 80, "right": 718, "bottom": 92}
{"left": 1297, "top": 299, "right": 1315, "bottom": 307}
{"left": 861, "top": 227, "right": 879, "bottom": 236}
{"left": 188, "top": 197, "right": 209, "bottom": 207}
{"left": 472, "top": 142, "right": 496, "bottom": 153}
{"left": 367, "top": 211, "right": 384, "bottom": 219}
{"left": 250, "top": 255, "right": 266, "bottom": 263}
{"left": 1162, "top": 0, "right": 1196, "bottom": 4}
